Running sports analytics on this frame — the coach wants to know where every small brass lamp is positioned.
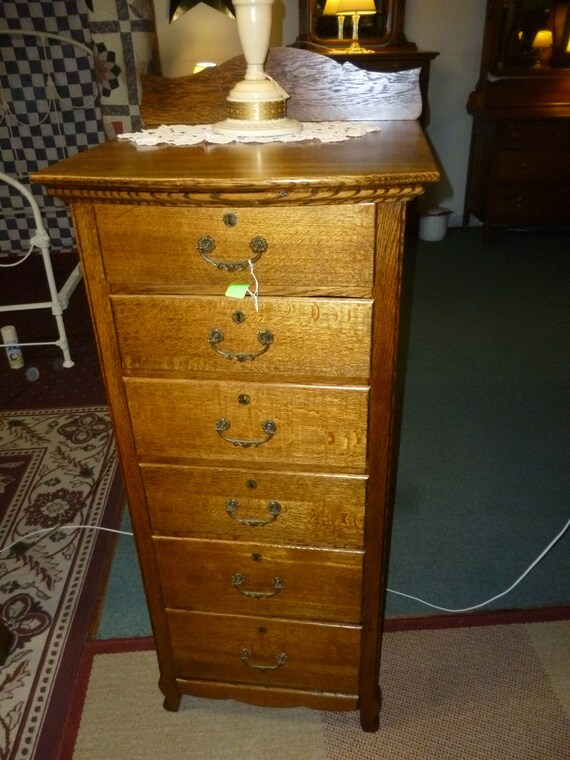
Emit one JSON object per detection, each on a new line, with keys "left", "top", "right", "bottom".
{"left": 335, "top": 0, "right": 377, "bottom": 54}
{"left": 532, "top": 29, "right": 554, "bottom": 67}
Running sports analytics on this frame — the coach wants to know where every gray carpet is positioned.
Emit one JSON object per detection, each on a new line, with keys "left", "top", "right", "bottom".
{"left": 388, "top": 226, "right": 570, "bottom": 615}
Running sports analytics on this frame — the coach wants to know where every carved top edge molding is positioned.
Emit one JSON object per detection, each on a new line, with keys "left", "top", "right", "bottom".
{"left": 43, "top": 182, "right": 438, "bottom": 206}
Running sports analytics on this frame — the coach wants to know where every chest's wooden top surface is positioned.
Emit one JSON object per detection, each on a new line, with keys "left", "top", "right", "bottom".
{"left": 33, "top": 121, "right": 438, "bottom": 204}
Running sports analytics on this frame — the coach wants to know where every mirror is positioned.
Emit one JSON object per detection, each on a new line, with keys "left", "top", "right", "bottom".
{"left": 297, "top": 0, "right": 413, "bottom": 50}
{"left": 492, "top": 0, "right": 570, "bottom": 72}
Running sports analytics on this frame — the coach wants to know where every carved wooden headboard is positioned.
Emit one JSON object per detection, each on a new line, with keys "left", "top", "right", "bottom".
{"left": 140, "top": 47, "right": 422, "bottom": 126}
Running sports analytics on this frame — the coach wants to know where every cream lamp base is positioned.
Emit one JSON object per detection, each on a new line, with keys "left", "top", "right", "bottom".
{"left": 212, "top": 0, "right": 301, "bottom": 138}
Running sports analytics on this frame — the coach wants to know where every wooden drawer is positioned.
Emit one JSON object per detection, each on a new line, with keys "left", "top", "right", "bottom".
{"left": 154, "top": 537, "right": 363, "bottom": 623}
{"left": 95, "top": 204, "right": 375, "bottom": 296}
{"left": 492, "top": 184, "right": 570, "bottom": 220}
{"left": 142, "top": 464, "right": 366, "bottom": 548}
{"left": 125, "top": 378, "right": 369, "bottom": 470}
{"left": 112, "top": 295, "right": 373, "bottom": 381}
{"left": 496, "top": 120, "right": 570, "bottom": 150}
{"left": 167, "top": 609, "right": 361, "bottom": 694}
{"left": 495, "top": 151, "right": 570, "bottom": 184}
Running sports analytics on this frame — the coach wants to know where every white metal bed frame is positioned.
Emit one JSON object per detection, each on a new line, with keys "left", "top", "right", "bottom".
{"left": 0, "top": 27, "right": 97, "bottom": 370}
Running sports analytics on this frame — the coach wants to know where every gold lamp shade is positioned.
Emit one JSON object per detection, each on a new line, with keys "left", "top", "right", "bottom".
{"left": 323, "top": 0, "right": 341, "bottom": 13}
{"left": 532, "top": 29, "right": 553, "bottom": 48}
{"left": 336, "top": 0, "right": 377, "bottom": 13}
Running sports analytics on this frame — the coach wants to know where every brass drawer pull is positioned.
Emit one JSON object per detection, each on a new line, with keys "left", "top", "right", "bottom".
{"left": 196, "top": 234, "right": 267, "bottom": 272}
{"left": 208, "top": 328, "right": 274, "bottom": 362}
{"left": 215, "top": 418, "right": 277, "bottom": 448}
{"left": 225, "top": 498, "right": 282, "bottom": 527}
{"left": 240, "top": 648, "right": 287, "bottom": 671}
{"left": 232, "top": 573, "right": 285, "bottom": 598}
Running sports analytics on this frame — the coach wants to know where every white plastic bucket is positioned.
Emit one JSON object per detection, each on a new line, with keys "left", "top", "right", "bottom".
{"left": 419, "top": 207, "right": 451, "bottom": 242}
{"left": 1, "top": 324, "right": 24, "bottom": 369}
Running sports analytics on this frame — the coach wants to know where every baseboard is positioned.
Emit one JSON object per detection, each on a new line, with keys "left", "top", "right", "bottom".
{"left": 384, "top": 604, "right": 570, "bottom": 632}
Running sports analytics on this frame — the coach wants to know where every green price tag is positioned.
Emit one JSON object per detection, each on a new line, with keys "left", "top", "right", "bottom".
{"left": 225, "top": 283, "right": 250, "bottom": 299}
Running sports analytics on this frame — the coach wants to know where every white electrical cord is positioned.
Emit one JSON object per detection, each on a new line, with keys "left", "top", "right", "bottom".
{"left": 0, "top": 245, "right": 34, "bottom": 267}
{"left": 386, "top": 515, "right": 570, "bottom": 613}
{"left": 1, "top": 517, "right": 568, "bottom": 615}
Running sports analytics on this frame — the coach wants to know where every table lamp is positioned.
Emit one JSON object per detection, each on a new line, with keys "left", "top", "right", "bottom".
{"left": 532, "top": 29, "right": 553, "bottom": 67}
{"left": 336, "top": 0, "right": 377, "bottom": 54}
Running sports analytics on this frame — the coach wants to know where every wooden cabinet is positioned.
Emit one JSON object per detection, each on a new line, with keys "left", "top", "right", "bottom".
{"left": 464, "top": 0, "right": 570, "bottom": 240}
{"left": 34, "top": 123, "right": 438, "bottom": 732}
{"left": 465, "top": 95, "right": 570, "bottom": 240}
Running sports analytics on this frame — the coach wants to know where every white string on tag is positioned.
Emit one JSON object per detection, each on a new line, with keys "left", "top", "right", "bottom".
{"left": 264, "top": 73, "right": 290, "bottom": 101}
{"left": 247, "top": 259, "right": 259, "bottom": 312}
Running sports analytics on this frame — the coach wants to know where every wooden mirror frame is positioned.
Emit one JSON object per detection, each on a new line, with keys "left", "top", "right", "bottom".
{"left": 297, "top": 0, "right": 414, "bottom": 51}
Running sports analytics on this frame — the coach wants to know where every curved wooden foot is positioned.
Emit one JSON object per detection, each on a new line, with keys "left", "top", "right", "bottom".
{"left": 360, "top": 709, "right": 380, "bottom": 733}
{"left": 359, "top": 687, "right": 381, "bottom": 732}
{"left": 163, "top": 694, "right": 182, "bottom": 712}
{"left": 160, "top": 676, "right": 182, "bottom": 712}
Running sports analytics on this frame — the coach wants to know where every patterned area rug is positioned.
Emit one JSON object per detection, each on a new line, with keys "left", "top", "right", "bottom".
{"left": 0, "top": 406, "right": 122, "bottom": 760}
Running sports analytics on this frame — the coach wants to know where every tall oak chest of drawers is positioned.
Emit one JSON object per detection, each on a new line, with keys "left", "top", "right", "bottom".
{"left": 35, "top": 122, "right": 438, "bottom": 732}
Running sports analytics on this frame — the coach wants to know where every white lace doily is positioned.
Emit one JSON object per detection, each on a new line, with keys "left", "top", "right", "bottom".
{"left": 117, "top": 121, "right": 380, "bottom": 147}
